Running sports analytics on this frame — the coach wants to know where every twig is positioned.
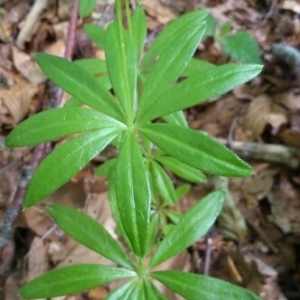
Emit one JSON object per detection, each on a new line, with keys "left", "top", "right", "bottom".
{"left": 0, "top": 0, "right": 79, "bottom": 290}
{"left": 246, "top": 219, "right": 278, "bottom": 253}
{"left": 53, "top": 0, "right": 79, "bottom": 108}
{"left": 16, "top": 0, "right": 49, "bottom": 49}
{"left": 217, "top": 138, "right": 300, "bottom": 169}
{"left": 204, "top": 238, "right": 214, "bottom": 276}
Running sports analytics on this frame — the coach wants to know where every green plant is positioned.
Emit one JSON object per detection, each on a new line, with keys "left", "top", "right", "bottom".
{"left": 5, "top": 1, "right": 263, "bottom": 299}
{"left": 204, "top": 13, "right": 262, "bottom": 64}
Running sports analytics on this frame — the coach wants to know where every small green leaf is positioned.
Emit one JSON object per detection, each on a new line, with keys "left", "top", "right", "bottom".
{"left": 74, "top": 58, "right": 107, "bottom": 74}
{"left": 34, "top": 53, "right": 124, "bottom": 122}
{"left": 219, "top": 21, "right": 232, "bottom": 38}
{"left": 108, "top": 169, "right": 132, "bottom": 247}
{"left": 46, "top": 204, "right": 134, "bottom": 270}
{"left": 221, "top": 30, "right": 262, "bottom": 64}
{"left": 164, "top": 210, "right": 182, "bottom": 224}
{"left": 20, "top": 264, "right": 135, "bottom": 299}
{"left": 162, "top": 110, "right": 187, "bottom": 127}
{"left": 137, "top": 64, "right": 263, "bottom": 122}
{"left": 131, "top": 6, "right": 147, "bottom": 61}
{"left": 150, "top": 160, "right": 177, "bottom": 205}
{"left": 84, "top": 23, "right": 106, "bottom": 49}
{"left": 115, "top": 131, "right": 151, "bottom": 257}
{"left": 141, "top": 10, "right": 208, "bottom": 69}
{"left": 105, "top": 280, "right": 136, "bottom": 300}
{"left": 25, "top": 128, "right": 122, "bottom": 208}
{"left": 74, "top": 58, "right": 111, "bottom": 88}
{"left": 149, "top": 190, "right": 225, "bottom": 268}
{"left": 137, "top": 16, "right": 207, "bottom": 119}
{"left": 203, "top": 12, "right": 217, "bottom": 38}
{"left": 139, "top": 124, "right": 253, "bottom": 177}
{"left": 181, "top": 58, "right": 215, "bottom": 77}
{"left": 105, "top": 23, "right": 137, "bottom": 122}
{"left": 146, "top": 213, "right": 159, "bottom": 253}
{"left": 95, "top": 158, "right": 117, "bottom": 177}
{"left": 79, "top": 0, "right": 97, "bottom": 18}
{"left": 64, "top": 97, "right": 82, "bottom": 107}
{"left": 175, "top": 184, "right": 191, "bottom": 200}
{"left": 144, "top": 279, "right": 169, "bottom": 300}
{"left": 151, "top": 270, "right": 262, "bottom": 300}
{"left": 5, "top": 108, "right": 124, "bottom": 147}
{"left": 127, "top": 279, "right": 146, "bottom": 299}
{"left": 155, "top": 154, "right": 207, "bottom": 183}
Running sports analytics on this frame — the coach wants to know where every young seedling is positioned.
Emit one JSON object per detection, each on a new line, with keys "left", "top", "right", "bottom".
{"left": 5, "top": 1, "right": 263, "bottom": 299}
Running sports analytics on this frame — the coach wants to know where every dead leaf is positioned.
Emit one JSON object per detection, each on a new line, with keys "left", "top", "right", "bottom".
{"left": 1, "top": 81, "right": 38, "bottom": 123}
{"left": 244, "top": 94, "right": 272, "bottom": 138}
{"left": 12, "top": 46, "right": 46, "bottom": 84}
{"left": 281, "top": 0, "right": 300, "bottom": 14}
{"left": 142, "top": 0, "right": 177, "bottom": 26}
{"left": 87, "top": 286, "right": 109, "bottom": 300}
{"left": 26, "top": 237, "right": 48, "bottom": 282}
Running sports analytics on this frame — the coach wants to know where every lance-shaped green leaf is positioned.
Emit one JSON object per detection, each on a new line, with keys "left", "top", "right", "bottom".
{"left": 162, "top": 110, "right": 187, "bottom": 127}
{"left": 154, "top": 154, "right": 207, "bottom": 183}
{"left": 131, "top": 6, "right": 147, "bottom": 62}
{"left": 181, "top": 58, "right": 215, "bottom": 77}
{"left": 95, "top": 158, "right": 117, "bottom": 177}
{"left": 144, "top": 280, "right": 169, "bottom": 300}
{"left": 5, "top": 108, "right": 124, "bottom": 147}
{"left": 74, "top": 58, "right": 111, "bottom": 89}
{"left": 137, "top": 18, "right": 206, "bottom": 119}
{"left": 150, "top": 160, "right": 177, "bottom": 205}
{"left": 146, "top": 212, "right": 159, "bottom": 254}
{"left": 141, "top": 10, "right": 208, "bottom": 69}
{"left": 74, "top": 58, "right": 107, "bottom": 73}
{"left": 127, "top": 279, "right": 146, "bottom": 299}
{"left": 175, "top": 184, "right": 191, "bottom": 200}
{"left": 105, "top": 280, "right": 136, "bottom": 300}
{"left": 46, "top": 204, "right": 134, "bottom": 270}
{"left": 79, "top": 0, "right": 97, "bottom": 18}
{"left": 139, "top": 124, "right": 253, "bottom": 177}
{"left": 34, "top": 53, "right": 124, "bottom": 122}
{"left": 105, "top": 22, "right": 137, "bottom": 123}
{"left": 137, "top": 64, "right": 263, "bottom": 122}
{"left": 115, "top": 131, "right": 151, "bottom": 257}
{"left": 64, "top": 97, "right": 82, "bottom": 107}
{"left": 108, "top": 168, "right": 132, "bottom": 248}
{"left": 151, "top": 271, "right": 262, "bottom": 300}
{"left": 20, "top": 264, "right": 135, "bottom": 299}
{"left": 24, "top": 128, "right": 122, "bottom": 208}
{"left": 164, "top": 210, "right": 182, "bottom": 224}
{"left": 148, "top": 190, "right": 225, "bottom": 268}
{"left": 84, "top": 23, "right": 106, "bottom": 49}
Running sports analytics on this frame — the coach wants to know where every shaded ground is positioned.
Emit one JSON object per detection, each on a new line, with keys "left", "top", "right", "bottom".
{"left": 1, "top": 0, "right": 300, "bottom": 299}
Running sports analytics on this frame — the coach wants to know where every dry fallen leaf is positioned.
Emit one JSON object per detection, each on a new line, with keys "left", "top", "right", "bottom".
{"left": 1, "top": 81, "right": 38, "bottom": 124}
{"left": 12, "top": 46, "right": 46, "bottom": 84}
{"left": 280, "top": 0, "right": 300, "bottom": 14}
{"left": 243, "top": 94, "right": 272, "bottom": 139}
{"left": 142, "top": 0, "right": 177, "bottom": 26}
{"left": 26, "top": 237, "right": 48, "bottom": 282}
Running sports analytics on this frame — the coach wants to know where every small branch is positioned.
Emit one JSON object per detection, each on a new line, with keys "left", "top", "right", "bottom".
{"left": 216, "top": 138, "right": 300, "bottom": 169}
{"left": 204, "top": 238, "right": 214, "bottom": 276}
{"left": 53, "top": 0, "right": 79, "bottom": 108}
{"left": 16, "top": 0, "right": 49, "bottom": 49}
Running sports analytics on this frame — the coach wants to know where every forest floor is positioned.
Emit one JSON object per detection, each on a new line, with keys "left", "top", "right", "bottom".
{"left": 1, "top": 0, "right": 300, "bottom": 299}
